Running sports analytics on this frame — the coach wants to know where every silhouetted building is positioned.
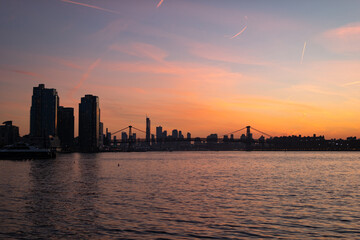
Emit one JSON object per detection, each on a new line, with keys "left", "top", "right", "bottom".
{"left": 146, "top": 117, "right": 151, "bottom": 144}
{"left": 179, "top": 131, "right": 184, "bottom": 140}
{"left": 151, "top": 134, "right": 155, "bottom": 144}
{"left": 0, "top": 121, "right": 19, "bottom": 146}
{"left": 113, "top": 136, "right": 117, "bottom": 146}
{"left": 172, "top": 129, "right": 178, "bottom": 139}
{"left": 30, "top": 84, "right": 59, "bottom": 146}
{"left": 79, "top": 94, "right": 100, "bottom": 152}
{"left": 57, "top": 107, "right": 74, "bottom": 150}
{"left": 240, "top": 134, "right": 246, "bottom": 141}
{"left": 121, "top": 132, "right": 128, "bottom": 142}
{"left": 206, "top": 134, "right": 218, "bottom": 143}
{"left": 156, "top": 126, "right": 163, "bottom": 142}
{"left": 105, "top": 128, "right": 111, "bottom": 146}
{"left": 99, "top": 122, "right": 104, "bottom": 147}
{"left": 187, "top": 132, "right": 191, "bottom": 140}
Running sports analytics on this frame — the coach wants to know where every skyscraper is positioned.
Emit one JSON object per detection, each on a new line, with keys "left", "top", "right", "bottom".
{"left": 146, "top": 117, "right": 151, "bottom": 144}
{"left": 79, "top": 94, "right": 100, "bottom": 152}
{"left": 57, "top": 106, "right": 74, "bottom": 150}
{"left": 156, "top": 126, "right": 163, "bottom": 143}
{"left": 30, "top": 84, "right": 59, "bottom": 146}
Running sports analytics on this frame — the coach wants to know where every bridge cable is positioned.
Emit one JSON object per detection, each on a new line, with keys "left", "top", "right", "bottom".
{"left": 132, "top": 126, "right": 147, "bottom": 134}
{"left": 225, "top": 127, "right": 247, "bottom": 136}
{"left": 112, "top": 126, "right": 129, "bottom": 135}
{"left": 251, "top": 127, "right": 272, "bottom": 138}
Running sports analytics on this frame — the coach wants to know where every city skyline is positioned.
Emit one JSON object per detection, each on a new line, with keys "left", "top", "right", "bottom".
{"left": 1, "top": 1, "right": 360, "bottom": 138}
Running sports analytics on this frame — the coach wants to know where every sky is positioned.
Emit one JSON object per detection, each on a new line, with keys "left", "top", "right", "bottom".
{"left": 1, "top": 0, "right": 360, "bottom": 139}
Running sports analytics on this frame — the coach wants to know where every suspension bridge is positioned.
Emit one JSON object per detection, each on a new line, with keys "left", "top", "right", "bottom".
{"left": 108, "top": 125, "right": 272, "bottom": 144}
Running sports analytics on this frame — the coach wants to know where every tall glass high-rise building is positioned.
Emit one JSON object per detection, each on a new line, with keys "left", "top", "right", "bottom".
{"left": 58, "top": 106, "right": 74, "bottom": 150}
{"left": 146, "top": 117, "right": 151, "bottom": 144}
{"left": 79, "top": 94, "right": 100, "bottom": 152}
{"left": 30, "top": 84, "right": 59, "bottom": 141}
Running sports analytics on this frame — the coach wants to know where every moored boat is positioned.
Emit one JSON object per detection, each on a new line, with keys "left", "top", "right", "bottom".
{"left": 0, "top": 143, "right": 56, "bottom": 160}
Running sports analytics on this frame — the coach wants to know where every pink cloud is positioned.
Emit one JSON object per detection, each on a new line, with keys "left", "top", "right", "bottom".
{"left": 188, "top": 42, "right": 268, "bottom": 66}
{"left": 320, "top": 22, "right": 360, "bottom": 53}
{"left": 92, "top": 19, "right": 129, "bottom": 42}
{"left": 0, "top": 65, "right": 44, "bottom": 79}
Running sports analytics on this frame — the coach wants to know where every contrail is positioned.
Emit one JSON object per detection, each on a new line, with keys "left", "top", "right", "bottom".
{"left": 230, "top": 26, "right": 247, "bottom": 39}
{"left": 70, "top": 58, "right": 102, "bottom": 97}
{"left": 157, "top": 0, "right": 164, "bottom": 8}
{"left": 61, "top": 0, "right": 120, "bottom": 14}
{"left": 301, "top": 41, "right": 307, "bottom": 64}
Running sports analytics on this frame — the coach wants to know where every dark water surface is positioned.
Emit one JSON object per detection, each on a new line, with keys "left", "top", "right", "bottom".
{"left": 1, "top": 152, "right": 360, "bottom": 239}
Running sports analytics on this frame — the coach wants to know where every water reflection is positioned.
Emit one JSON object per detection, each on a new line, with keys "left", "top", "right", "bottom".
{"left": 1, "top": 152, "right": 360, "bottom": 239}
{"left": 24, "top": 154, "right": 101, "bottom": 238}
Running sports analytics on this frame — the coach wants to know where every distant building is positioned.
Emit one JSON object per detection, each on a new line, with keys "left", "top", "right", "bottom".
{"left": 156, "top": 126, "right": 163, "bottom": 142}
{"left": 0, "top": 121, "right": 19, "bottom": 146}
{"left": 172, "top": 129, "right": 178, "bottom": 139}
{"left": 105, "top": 128, "right": 111, "bottom": 146}
{"left": 79, "top": 94, "right": 100, "bottom": 152}
{"left": 151, "top": 134, "right": 155, "bottom": 144}
{"left": 57, "top": 106, "right": 74, "bottom": 150}
{"left": 187, "top": 132, "right": 191, "bottom": 140}
{"left": 30, "top": 84, "right": 59, "bottom": 146}
{"left": 146, "top": 117, "right": 151, "bottom": 144}
{"left": 179, "top": 131, "right": 184, "bottom": 140}
{"left": 113, "top": 135, "right": 117, "bottom": 147}
{"left": 206, "top": 134, "right": 218, "bottom": 143}
{"left": 240, "top": 134, "right": 246, "bottom": 141}
{"left": 99, "top": 122, "right": 104, "bottom": 147}
{"left": 121, "top": 132, "right": 128, "bottom": 142}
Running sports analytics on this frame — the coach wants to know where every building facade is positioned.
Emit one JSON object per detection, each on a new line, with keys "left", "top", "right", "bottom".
{"left": 79, "top": 95, "right": 100, "bottom": 152}
{"left": 57, "top": 106, "right": 74, "bottom": 150}
{"left": 30, "top": 84, "right": 59, "bottom": 147}
{"left": 0, "top": 121, "right": 19, "bottom": 146}
{"left": 146, "top": 117, "right": 151, "bottom": 144}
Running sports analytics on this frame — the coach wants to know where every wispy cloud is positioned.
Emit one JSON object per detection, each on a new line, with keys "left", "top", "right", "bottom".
{"left": 230, "top": 26, "right": 247, "bottom": 39}
{"left": 61, "top": 0, "right": 120, "bottom": 14}
{"left": 109, "top": 42, "right": 167, "bottom": 62}
{"left": 343, "top": 81, "right": 360, "bottom": 86}
{"left": 0, "top": 65, "right": 44, "bottom": 78}
{"left": 320, "top": 22, "right": 360, "bottom": 53}
{"left": 157, "top": 0, "right": 164, "bottom": 8}
{"left": 47, "top": 57, "right": 83, "bottom": 70}
{"left": 189, "top": 42, "right": 268, "bottom": 66}
{"left": 300, "top": 41, "right": 306, "bottom": 64}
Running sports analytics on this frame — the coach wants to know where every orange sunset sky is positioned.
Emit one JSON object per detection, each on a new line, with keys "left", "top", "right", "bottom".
{"left": 1, "top": 0, "right": 360, "bottom": 139}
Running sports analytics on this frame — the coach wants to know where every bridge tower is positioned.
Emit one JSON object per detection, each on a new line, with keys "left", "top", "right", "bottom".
{"left": 246, "top": 126, "right": 253, "bottom": 140}
{"left": 245, "top": 126, "right": 253, "bottom": 151}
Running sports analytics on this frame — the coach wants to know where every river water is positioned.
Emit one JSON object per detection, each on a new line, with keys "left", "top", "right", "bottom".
{"left": 0, "top": 152, "right": 360, "bottom": 239}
